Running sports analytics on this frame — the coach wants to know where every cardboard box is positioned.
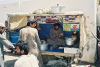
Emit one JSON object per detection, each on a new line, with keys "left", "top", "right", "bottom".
{"left": 64, "top": 47, "right": 79, "bottom": 54}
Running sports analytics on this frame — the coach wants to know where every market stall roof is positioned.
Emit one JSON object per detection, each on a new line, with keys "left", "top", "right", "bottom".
{"left": 7, "top": 11, "right": 84, "bottom": 17}
{"left": 64, "top": 11, "right": 83, "bottom": 15}
{"left": 7, "top": 12, "right": 31, "bottom": 17}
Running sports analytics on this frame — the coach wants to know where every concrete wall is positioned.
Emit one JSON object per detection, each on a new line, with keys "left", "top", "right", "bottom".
{"left": 0, "top": 0, "right": 97, "bottom": 63}
{"left": 0, "top": 2, "right": 20, "bottom": 24}
{"left": 97, "top": 5, "right": 100, "bottom": 26}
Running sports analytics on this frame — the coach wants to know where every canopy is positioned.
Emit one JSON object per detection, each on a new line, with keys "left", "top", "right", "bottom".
{"left": 7, "top": 11, "right": 84, "bottom": 17}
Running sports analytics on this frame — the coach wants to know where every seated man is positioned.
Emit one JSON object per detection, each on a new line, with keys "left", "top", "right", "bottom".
{"left": 47, "top": 23, "right": 65, "bottom": 47}
{"left": 14, "top": 40, "right": 39, "bottom": 67}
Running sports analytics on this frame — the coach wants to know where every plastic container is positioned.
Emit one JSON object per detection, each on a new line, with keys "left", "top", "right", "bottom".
{"left": 10, "top": 32, "right": 19, "bottom": 36}
{"left": 10, "top": 32, "right": 19, "bottom": 43}
{"left": 10, "top": 36, "right": 19, "bottom": 43}
{"left": 50, "top": 46, "right": 53, "bottom": 51}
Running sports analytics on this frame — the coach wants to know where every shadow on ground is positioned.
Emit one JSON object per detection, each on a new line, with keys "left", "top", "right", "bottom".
{"left": 4, "top": 59, "right": 17, "bottom": 67}
{"left": 4, "top": 52, "right": 19, "bottom": 67}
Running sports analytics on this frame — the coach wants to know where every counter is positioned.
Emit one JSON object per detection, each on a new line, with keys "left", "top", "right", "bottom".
{"left": 40, "top": 45, "right": 79, "bottom": 58}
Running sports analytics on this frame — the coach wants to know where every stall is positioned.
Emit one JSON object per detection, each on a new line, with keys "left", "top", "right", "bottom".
{"left": 7, "top": 11, "right": 87, "bottom": 65}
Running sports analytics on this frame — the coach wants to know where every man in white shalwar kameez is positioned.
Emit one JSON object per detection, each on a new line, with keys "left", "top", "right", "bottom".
{"left": 14, "top": 40, "right": 39, "bottom": 67}
{"left": 19, "top": 19, "right": 43, "bottom": 67}
{"left": 0, "top": 23, "right": 14, "bottom": 67}
{"left": 47, "top": 23, "right": 65, "bottom": 46}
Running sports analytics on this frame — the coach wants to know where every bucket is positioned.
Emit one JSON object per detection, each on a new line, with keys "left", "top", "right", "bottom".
{"left": 10, "top": 33, "right": 19, "bottom": 43}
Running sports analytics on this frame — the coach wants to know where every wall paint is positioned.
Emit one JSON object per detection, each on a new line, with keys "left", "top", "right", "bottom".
{"left": 0, "top": 2, "right": 20, "bottom": 24}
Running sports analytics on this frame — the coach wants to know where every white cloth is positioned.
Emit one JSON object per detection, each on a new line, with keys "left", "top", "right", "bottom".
{"left": 19, "top": 26, "right": 40, "bottom": 57}
{"left": 0, "top": 23, "right": 5, "bottom": 27}
{"left": 0, "top": 29, "right": 10, "bottom": 52}
{"left": 14, "top": 54, "right": 39, "bottom": 67}
{"left": 19, "top": 26, "right": 44, "bottom": 67}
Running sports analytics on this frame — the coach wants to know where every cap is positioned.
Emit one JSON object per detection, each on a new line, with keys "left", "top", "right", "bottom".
{"left": 27, "top": 18, "right": 37, "bottom": 23}
{"left": 0, "top": 23, "right": 5, "bottom": 27}
{"left": 53, "top": 23, "right": 60, "bottom": 26}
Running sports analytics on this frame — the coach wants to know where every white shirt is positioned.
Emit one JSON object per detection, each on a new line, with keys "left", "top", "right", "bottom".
{"left": 14, "top": 54, "right": 39, "bottom": 67}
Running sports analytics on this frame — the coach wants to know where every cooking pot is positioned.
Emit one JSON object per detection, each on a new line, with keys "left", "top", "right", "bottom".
{"left": 51, "top": 4, "right": 66, "bottom": 13}
{"left": 65, "top": 37, "right": 74, "bottom": 45}
{"left": 39, "top": 41, "right": 48, "bottom": 51}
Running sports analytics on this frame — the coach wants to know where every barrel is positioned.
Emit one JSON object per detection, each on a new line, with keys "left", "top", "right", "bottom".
{"left": 10, "top": 32, "right": 19, "bottom": 45}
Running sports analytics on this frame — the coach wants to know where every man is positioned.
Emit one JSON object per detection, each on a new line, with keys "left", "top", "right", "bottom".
{"left": 4, "top": 21, "right": 9, "bottom": 40}
{"left": 0, "top": 21, "right": 8, "bottom": 39}
{"left": 14, "top": 40, "right": 39, "bottom": 67}
{"left": 2, "top": 21, "right": 12, "bottom": 53}
{"left": 19, "top": 19, "right": 43, "bottom": 67}
{"left": 0, "top": 23, "right": 14, "bottom": 67}
{"left": 47, "top": 23, "right": 65, "bottom": 47}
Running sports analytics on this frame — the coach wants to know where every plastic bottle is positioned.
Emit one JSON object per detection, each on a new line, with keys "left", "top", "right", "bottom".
{"left": 50, "top": 46, "right": 53, "bottom": 51}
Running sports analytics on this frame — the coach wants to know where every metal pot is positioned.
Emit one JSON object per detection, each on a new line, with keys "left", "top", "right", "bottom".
{"left": 65, "top": 37, "right": 74, "bottom": 45}
{"left": 39, "top": 43, "right": 48, "bottom": 51}
{"left": 51, "top": 4, "right": 66, "bottom": 13}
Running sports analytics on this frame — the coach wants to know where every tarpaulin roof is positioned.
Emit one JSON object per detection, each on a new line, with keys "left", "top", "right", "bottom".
{"left": 7, "top": 12, "right": 31, "bottom": 17}
{"left": 7, "top": 11, "right": 84, "bottom": 17}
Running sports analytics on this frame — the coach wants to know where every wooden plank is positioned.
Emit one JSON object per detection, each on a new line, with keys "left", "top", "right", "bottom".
{"left": 40, "top": 51, "right": 79, "bottom": 58}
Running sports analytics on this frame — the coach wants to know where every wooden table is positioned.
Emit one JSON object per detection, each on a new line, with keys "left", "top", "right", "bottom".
{"left": 40, "top": 51, "right": 79, "bottom": 58}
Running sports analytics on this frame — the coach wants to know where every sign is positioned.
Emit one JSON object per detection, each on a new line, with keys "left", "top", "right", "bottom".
{"left": 63, "top": 24, "right": 71, "bottom": 31}
{"left": 71, "top": 24, "right": 79, "bottom": 31}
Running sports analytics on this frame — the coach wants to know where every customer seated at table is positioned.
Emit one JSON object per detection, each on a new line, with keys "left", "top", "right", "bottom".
{"left": 47, "top": 23, "right": 65, "bottom": 47}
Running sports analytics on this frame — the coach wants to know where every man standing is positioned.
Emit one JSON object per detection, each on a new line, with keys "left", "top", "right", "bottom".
{"left": 14, "top": 40, "right": 39, "bottom": 67}
{"left": 0, "top": 23, "right": 14, "bottom": 67}
{"left": 4, "top": 21, "right": 9, "bottom": 40}
{"left": 19, "top": 19, "right": 43, "bottom": 67}
{"left": 47, "top": 23, "right": 65, "bottom": 47}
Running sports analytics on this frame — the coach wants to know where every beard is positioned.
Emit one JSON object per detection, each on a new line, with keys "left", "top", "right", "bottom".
{"left": 16, "top": 51, "right": 21, "bottom": 55}
{"left": 0, "top": 31, "right": 2, "bottom": 34}
{"left": 54, "top": 28, "right": 58, "bottom": 30}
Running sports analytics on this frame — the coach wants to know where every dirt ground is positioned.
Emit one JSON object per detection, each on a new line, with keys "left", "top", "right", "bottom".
{"left": 4, "top": 52, "right": 19, "bottom": 67}
{"left": 4, "top": 52, "right": 99, "bottom": 67}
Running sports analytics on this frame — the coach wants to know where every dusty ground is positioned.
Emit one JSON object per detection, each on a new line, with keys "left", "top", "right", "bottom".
{"left": 4, "top": 52, "right": 19, "bottom": 67}
{"left": 4, "top": 52, "right": 99, "bottom": 67}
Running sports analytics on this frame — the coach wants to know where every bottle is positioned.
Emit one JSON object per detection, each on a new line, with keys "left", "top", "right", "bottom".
{"left": 50, "top": 46, "right": 53, "bottom": 51}
{"left": 37, "top": 24, "right": 41, "bottom": 30}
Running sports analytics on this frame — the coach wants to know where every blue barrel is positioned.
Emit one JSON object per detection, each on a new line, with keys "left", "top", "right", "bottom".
{"left": 10, "top": 32, "right": 19, "bottom": 44}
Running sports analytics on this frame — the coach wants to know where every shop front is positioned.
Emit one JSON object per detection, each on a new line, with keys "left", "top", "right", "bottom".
{"left": 7, "top": 11, "right": 90, "bottom": 66}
